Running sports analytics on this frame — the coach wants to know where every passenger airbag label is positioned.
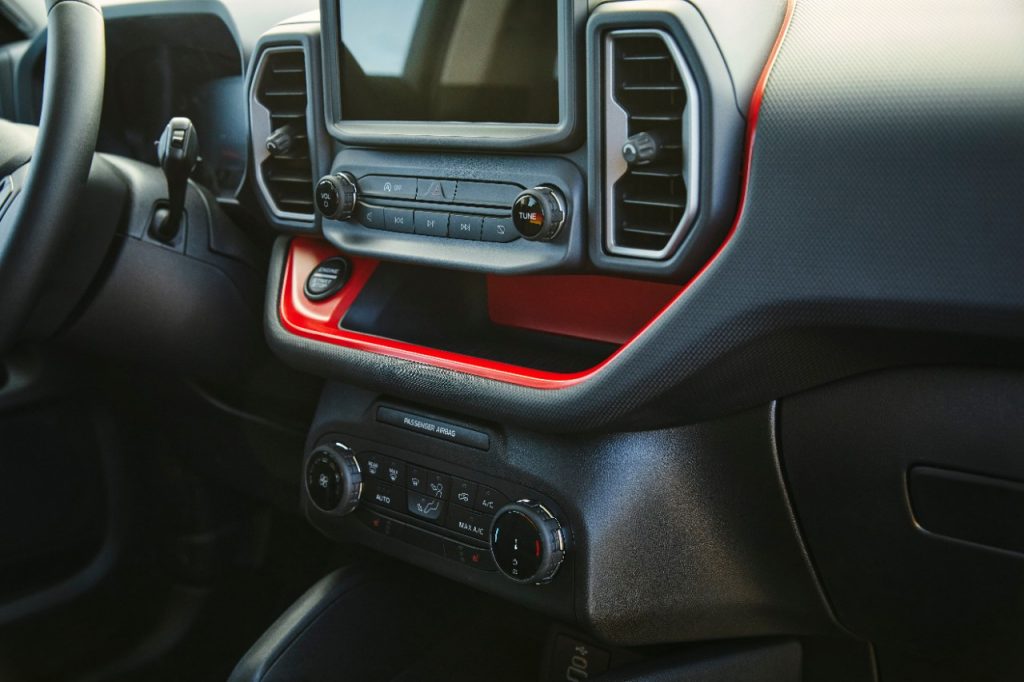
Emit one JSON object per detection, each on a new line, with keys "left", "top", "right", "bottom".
{"left": 377, "top": 406, "right": 490, "bottom": 450}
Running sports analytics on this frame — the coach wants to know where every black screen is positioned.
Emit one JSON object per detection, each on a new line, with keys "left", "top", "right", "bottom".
{"left": 339, "top": 0, "right": 559, "bottom": 124}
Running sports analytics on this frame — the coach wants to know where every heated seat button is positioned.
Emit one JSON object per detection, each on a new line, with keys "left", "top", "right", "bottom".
{"left": 447, "top": 507, "right": 491, "bottom": 542}
{"left": 304, "top": 257, "right": 349, "bottom": 301}
{"left": 407, "top": 491, "right": 446, "bottom": 523}
{"left": 444, "top": 541, "right": 496, "bottom": 571}
{"left": 448, "top": 214, "right": 482, "bottom": 240}
{"left": 414, "top": 211, "right": 449, "bottom": 237}
{"left": 475, "top": 486, "right": 508, "bottom": 514}
{"left": 383, "top": 208, "right": 415, "bottom": 233}
{"left": 452, "top": 478, "right": 477, "bottom": 508}
{"left": 356, "top": 509, "right": 404, "bottom": 540}
{"left": 359, "top": 175, "right": 416, "bottom": 199}
{"left": 365, "top": 481, "right": 404, "bottom": 512}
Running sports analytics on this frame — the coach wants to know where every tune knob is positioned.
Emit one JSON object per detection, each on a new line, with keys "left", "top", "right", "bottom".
{"left": 511, "top": 186, "right": 566, "bottom": 241}
{"left": 305, "top": 442, "right": 362, "bottom": 515}
{"left": 490, "top": 500, "right": 568, "bottom": 584}
{"left": 314, "top": 172, "right": 357, "bottom": 221}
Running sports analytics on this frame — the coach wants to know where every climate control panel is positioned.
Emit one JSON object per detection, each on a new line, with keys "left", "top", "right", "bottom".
{"left": 302, "top": 430, "right": 571, "bottom": 587}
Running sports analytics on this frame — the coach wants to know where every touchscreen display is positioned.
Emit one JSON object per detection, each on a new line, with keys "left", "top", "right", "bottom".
{"left": 339, "top": 0, "right": 559, "bottom": 124}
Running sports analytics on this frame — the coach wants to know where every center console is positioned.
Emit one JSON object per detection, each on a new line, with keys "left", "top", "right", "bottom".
{"left": 245, "top": 0, "right": 807, "bottom": 654}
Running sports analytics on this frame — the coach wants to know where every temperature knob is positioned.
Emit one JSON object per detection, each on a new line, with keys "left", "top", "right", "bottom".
{"left": 305, "top": 442, "right": 362, "bottom": 515}
{"left": 490, "top": 500, "right": 568, "bottom": 584}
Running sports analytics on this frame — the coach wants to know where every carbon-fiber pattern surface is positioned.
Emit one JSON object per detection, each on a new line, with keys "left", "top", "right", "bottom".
{"left": 267, "top": 0, "right": 1024, "bottom": 433}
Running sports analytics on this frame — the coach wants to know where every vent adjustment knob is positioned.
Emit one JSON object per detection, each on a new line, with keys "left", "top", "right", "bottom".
{"left": 314, "top": 172, "right": 357, "bottom": 221}
{"left": 622, "top": 131, "right": 664, "bottom": 166}
{"left": 511, "top": 186, "right": 566, "bottom": 241}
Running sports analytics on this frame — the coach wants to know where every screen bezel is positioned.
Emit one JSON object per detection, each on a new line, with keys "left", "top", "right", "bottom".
{"left": 320, "top": 0, "right": 583, "bottom": 150}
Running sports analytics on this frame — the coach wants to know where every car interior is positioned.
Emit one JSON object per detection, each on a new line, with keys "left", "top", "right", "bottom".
{"left": 1, "top": 0, "right": 1022, "bottom": 680}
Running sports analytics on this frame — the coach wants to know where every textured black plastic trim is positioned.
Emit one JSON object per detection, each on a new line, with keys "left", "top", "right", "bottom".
{"left": 302, "top": 383, "right": 836, "bottom": 645}
{"left": 66, "top": 155, "right": 263, "bottom": 381}
{"left": 319, "top": 0, "right": 587, "bottom": 151}
{"left": 781, "top": 367, "right": 1024, "bottom": 681}
{"left": 599, "top": 640, "right": 802, "bottom": 682}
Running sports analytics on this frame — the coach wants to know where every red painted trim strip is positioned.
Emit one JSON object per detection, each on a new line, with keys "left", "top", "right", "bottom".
{"left": 277, "top": 0, "right": 795, "bottom": 390}
{"left": 486, "top": 274, "right": 680, "bottom": 346}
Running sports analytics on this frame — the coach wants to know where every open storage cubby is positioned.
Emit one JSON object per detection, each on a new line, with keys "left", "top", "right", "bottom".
{"left": 342, "top": 263, "right": 617, "bottom": 374}
{"left": 278, "top": 238, "right": 681, "bottom": 388}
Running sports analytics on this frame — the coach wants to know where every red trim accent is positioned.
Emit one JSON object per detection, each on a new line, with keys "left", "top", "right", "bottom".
{"left": 277, "top": 0, "right": 794, "bottom": 389}
{"left": 487, "top": 274, "right": 679, "bottom": 346}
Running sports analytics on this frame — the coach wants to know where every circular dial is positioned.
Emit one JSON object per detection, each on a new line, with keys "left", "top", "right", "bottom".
{"left": 490, "top": 500, "right": 567, "bottom": 584}
{"left": 511, "top": 186, "right": 566, "bottom": 241}
{"left": 314, "top": 172, "right": 357, "bottom": 221}
{"left": 304, "top": 442, "right": 362, "bottom": 515}
{"left": 622, "top": 131, "right": 664, "bottom": 166}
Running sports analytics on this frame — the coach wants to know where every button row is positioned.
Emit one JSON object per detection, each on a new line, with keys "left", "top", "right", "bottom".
{"left": 358, "top": 452, "right": 509, "bottom": 541}
{"left": 356, "top": 508, "right": 496, "bottom": 571}
{"left": 355, "top": 204, "right": 518, "bottom": 242}
{"left": 358, "top": 175, "right": 521, "bottom": 208}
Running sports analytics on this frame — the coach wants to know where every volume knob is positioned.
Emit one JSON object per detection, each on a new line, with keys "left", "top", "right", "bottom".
{"left": 305, "top": 442, "right": 362, "bottom": 516}
{"left": 314, "top": 172, "right": 357, "bottom": 221}
{"left": 490, "top": 500, "right": 568, "bottom": 584}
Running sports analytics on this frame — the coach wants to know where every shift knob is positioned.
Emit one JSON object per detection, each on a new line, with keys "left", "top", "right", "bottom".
{"left": 152, "top": 117, "right": 199, "bottom": 241}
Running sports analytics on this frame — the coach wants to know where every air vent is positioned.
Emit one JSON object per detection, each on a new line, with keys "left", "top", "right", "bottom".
{"left": 604, "top": 30, "right": 699, "bottom": 259}
{"left": 251, "top": 47, "right": 315, "bottom": 220}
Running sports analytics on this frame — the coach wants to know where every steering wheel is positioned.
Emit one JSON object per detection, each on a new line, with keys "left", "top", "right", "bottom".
{"left": 0, "top": 0, "right": 105, "bottom": 352}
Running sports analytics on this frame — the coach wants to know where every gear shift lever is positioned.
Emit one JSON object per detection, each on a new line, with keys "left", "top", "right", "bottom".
{"left": 151, "top": 117, "right": 199, "bottom": 242}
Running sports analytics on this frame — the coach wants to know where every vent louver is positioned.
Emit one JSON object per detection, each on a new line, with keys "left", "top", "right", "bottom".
{"left": 604, "top": 31, "right": 699, "bottom": 259}
{"left": 252, "top": 48, "right": 314, "bottom": 219}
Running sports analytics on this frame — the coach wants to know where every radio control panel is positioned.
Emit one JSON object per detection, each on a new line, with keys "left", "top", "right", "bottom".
{"left": 314, "top": 149, "right": 586, "bottom": 275}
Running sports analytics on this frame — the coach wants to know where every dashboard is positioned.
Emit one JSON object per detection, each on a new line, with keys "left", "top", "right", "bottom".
{"left": 4, "top": 0, "right": 1024, "bottom": 679}
{"left": 245, "top": 1, "right": 1024, "bottom": 678}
